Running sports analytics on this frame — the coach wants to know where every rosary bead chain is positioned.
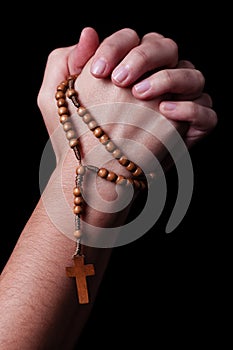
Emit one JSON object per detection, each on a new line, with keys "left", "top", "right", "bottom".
{"left": 76, "top": 105, "right": 144, "bottom": 178}
{"left": 56, "top": 74, "right": 154, "bottom": 256}
{"left": 55, "top": 74, "right": 153, "bottom": 190}
{"left": 72, "top": 167, "right": 85, "bottom": 255}
{"left": 56, "top": 74, "right": 158, "bottom": 303}
{"left": 55, "top": 76, "right": 81, "bottom": 157}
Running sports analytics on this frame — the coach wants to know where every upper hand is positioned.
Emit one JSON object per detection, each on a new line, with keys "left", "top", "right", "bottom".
{"left": 38, "top": 26, "right": 217, "bottom": 154}
{"left": 68, "top": 27, "right": 217, "bottom": 148}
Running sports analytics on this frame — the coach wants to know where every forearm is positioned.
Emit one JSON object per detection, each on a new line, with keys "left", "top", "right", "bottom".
{"left": 0, "top": 165, "right": 116, "bottom": 349}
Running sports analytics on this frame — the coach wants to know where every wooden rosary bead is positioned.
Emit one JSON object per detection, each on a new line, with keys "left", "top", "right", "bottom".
{"left": 99, "top": 134, "right": 109, "bottom": 145}
{"left": 60, "top": 115, "right": 70, "bottom": 124}
{"left": 97, "top": 168, "right": 108, "bottom": 178}
{"left": 57, "top": 98, "right": 67, "bottom": 107}
{"left": 69, "top": 139, "right": 79, "bottom": 148}
{"left": 58, "top": 106, "right": 69, "bottom": 116}
{"left": 106, "top": 171, "right": 118, "bottom": 182}
{"left": 73, "top": 206, "right": 83, "bottom": 215}
{"left": 67, "top": 89, "right": 77, "bottom": 98}
{"left": 61, "top": 79, "right": 69, "bottom": 87}
{"left": 93, "top": 127, "right": 104, "bottom": 138}
{"left": 66, "top": 130, "right": 76, "bottom": 140}
{"left": 73, "top": 230, "right": 82, "bottom": 239}
{"left": 82, "top": 113, "right": 93, "bottom": 124}
{"left": 118, "top": 156, "right": 130, "bottom": 166}
{"left": 112, "top": 148, "right": 122, "bottom": 159}
{"left": 73, "top": 186, "right": 82, "bottom": 196}
{"left": 116, "top": 175, "right": 127, "bottom": 185}
{"left": 105, "top": 141, "right": 116, "bottom": 152}
{"left": 132, "top": 167, "right": 143, "bottom": 177}
{"left": 57, "top": 84, "right": 67, "bottom": 92}
{"left": 126, "top": 161, "right": 137, "bottom": 172}
{"left": 63, "top": 121, "right": 73, "bottom": 132}
{"left": 74, "top": 196, "right": 84, "bottom": 205}
{"left": 88, "top": 120, "right": 98, "bottom": 130}
{"left": 55, "top": 91, "right": 65, "bottom": 100}
{"left": 76, "top": 166, "right": 86, "bottom": 176}
{"left": 77, "top": 106, "right": 88, "bottom": 117}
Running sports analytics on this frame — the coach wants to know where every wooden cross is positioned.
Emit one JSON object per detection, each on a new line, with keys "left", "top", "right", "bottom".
{"left": 66, "top": 255, "right": 95, "bottom": 304}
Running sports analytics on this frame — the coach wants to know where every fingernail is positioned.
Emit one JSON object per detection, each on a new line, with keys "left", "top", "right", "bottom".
{"left": 112, "top": 65, "right": 129, "bottom": 83}
{"left": 91, "top": 58, "right": 107, "bottom": 75}
{"left": 161, "top": 102, "right": 177, "bottom": 111}
{"left": 134, "top": 80, "right": 151, "bottom": 94}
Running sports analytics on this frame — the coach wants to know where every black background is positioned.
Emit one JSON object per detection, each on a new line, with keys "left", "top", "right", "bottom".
{"left": 1, "top": 4, "right": 230, "bottom": 348}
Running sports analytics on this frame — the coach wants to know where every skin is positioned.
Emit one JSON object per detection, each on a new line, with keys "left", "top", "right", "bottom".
{"left": 0, "top": 27, "right": 217, "bottom": 349}
{"left": 69, "top": 27, "right": 217, "bottom": 148}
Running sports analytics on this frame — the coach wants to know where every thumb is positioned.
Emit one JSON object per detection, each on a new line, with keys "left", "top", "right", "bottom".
{"left": 68, "top": 27, "right": 100, "bottom": 74}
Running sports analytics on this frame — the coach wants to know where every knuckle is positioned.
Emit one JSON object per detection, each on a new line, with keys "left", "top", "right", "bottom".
{"left": 103, "top": 28, "right": 139, "bottom": 45}
{"left": 99, "top": 28, "right": 140, "bottom": 56}
{"left": 195, "top": 69, "right": 205, "bottom": 89}
{"left": 119, "top": 28, "right": 139, "bottom": 41}
{"left": 189, "top": 101, "right": 200, "bottom": 117}
{"left": 178, "top": 59, "right": 195, "bottom": 68}
{"left": 132, "top": 46, "right": 150, "bottom": 65}
{"left": 202, "top": 92, "right": 213, "bottom": 107}
{"left": 142, "top": 31, "right": 165, "bottom": 40}
{"left": 37, "top": 87, "right": 48, "bottom": 111}
{"left": 98, "top": 40, "right": 117, "bottom": 53}
{"left": 161, "top": 69, "right": 175, "bottom": 89}
{"left": 163, "top": 37, "right": 178, "bottom": 57}
{"left": 209, "top": 110, "right": 218, "bottom": 129}
{"left": 37, "top": 48, "right": 67, "bottom": 109}
{"left": 47, "top": 47, "right": 66, "bottom": 63}
{"left": 37, "top": 89, "right": 44, "bottom": 111}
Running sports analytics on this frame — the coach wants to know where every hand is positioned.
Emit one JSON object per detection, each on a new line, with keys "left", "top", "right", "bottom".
{"left": 38, "top": 27, "right": 190, "bottom": 242}
{"left": 68, "top": 27, "right": 217, "bottom": 148}
{"left": 40, "top": 27, "right": 217, "bottom": 150}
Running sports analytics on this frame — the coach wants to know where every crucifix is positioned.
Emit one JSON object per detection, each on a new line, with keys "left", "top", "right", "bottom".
{"left": 66, "top": 255, "right": 95, "bottom": 304}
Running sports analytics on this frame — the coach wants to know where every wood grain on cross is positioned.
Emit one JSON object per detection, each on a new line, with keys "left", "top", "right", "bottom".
{"left": 66, "top": 255, "right": 95, "bottom": 304}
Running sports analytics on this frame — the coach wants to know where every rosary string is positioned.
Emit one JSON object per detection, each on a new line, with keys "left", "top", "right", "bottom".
{"left": 55, "top": 74, "right": 154, "bottom": 303}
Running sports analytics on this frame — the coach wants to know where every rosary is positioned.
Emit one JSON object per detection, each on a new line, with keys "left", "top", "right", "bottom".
{"left": 55, "top": 74, "right": 151, "bottom": 304}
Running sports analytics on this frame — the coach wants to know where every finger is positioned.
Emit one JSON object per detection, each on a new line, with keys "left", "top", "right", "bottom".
{"left": 159, "top": 98, "right": 218, "bottom": 147}
{"left": 90, "top": 28, "right": 140, "bottom": 78}
{"left": 111, "top": 33, "right": 178, "bottom": 86}
{"left": 132, "top": 68, "right": 205, "bottom": 100}
{"left": 37, "top": 46, "right": 74, "bottom": 136}
{"left": 176, "top": 60, "right": 195, "bottom": 69}
{"left": 192, "top": 92, "right": 213, "bottom": 108}
{"left": 38, "top": 27, "right": 99, "bottom": 117}
{"left": 68, "top": 27, "right": 100, "bottom": 75}
{"left": 38, "top": 46, "right": 73, "bottom": 105}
